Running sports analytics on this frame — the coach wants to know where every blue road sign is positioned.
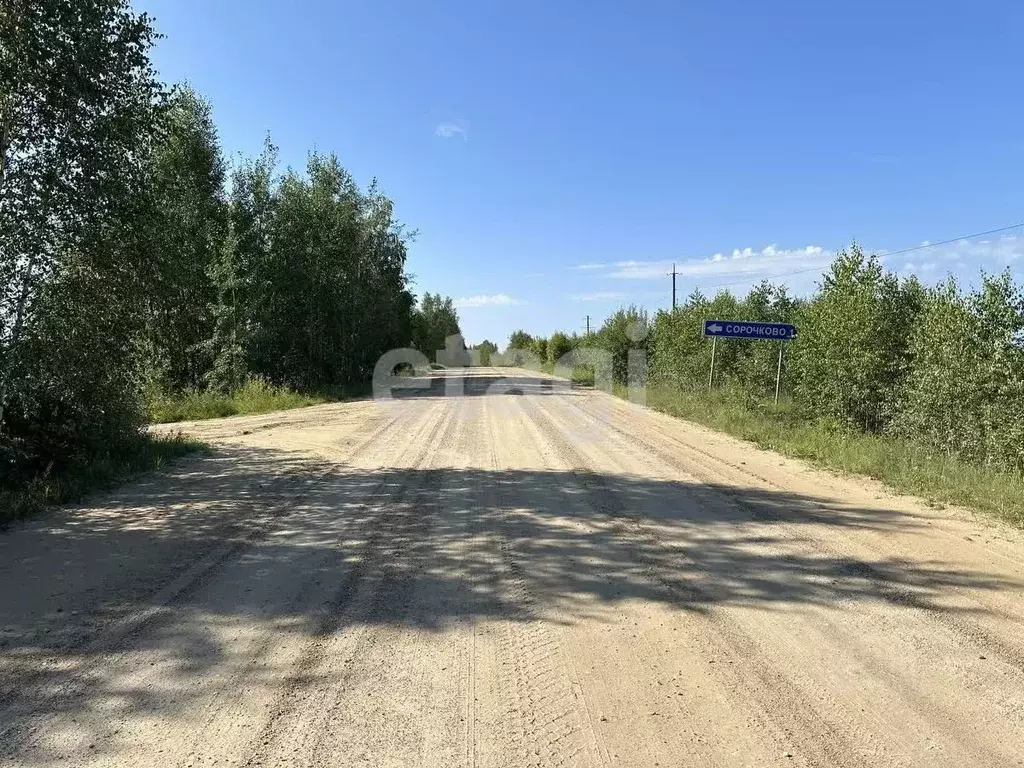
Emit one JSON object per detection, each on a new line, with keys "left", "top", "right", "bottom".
{"left": 703, "top": 320, "right": 798, "bottom": 340}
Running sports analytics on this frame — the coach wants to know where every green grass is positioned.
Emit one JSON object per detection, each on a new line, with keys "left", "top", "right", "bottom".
{"left": 0, "top": 433, "right": 205, "bottom": 524}
{"left": 538, "top": 362, "right": 596, "bottom": 386}
{"left": 619, "top": 384, "right": 1024, "bottom": 528}
{"left": 148, "top": 378, "right": 332, "bottom": 423}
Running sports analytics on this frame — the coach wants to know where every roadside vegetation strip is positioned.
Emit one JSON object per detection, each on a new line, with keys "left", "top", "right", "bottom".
{"left": 503, "top": 244, "right": 1024, "bottom": 525}
{"left": 618, "top": 384, "right": 1024, "bottom": 529}
{"left": 0, "top": 433, "right": 206, "bottom": 525}
{"left": 148, "top": 379, "right": 332, "bottom": 424}
{"left": 2, "top": 6, "right": 467, "bottom": 523}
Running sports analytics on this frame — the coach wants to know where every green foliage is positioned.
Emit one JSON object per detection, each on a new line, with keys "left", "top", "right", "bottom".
{"left": 592, "top": 306, "right": 650, "bottom": 385}
{"left": 145, "top": 84, "right": 227, "bottom": 392}
{"left": 789, "top": 246, "right": 922, "bottom": 432}
{"left": 473, "top": 339, "right": 498, "bottom": 366}
{"left": 207, "top": 140, "right": 277, "bottom": 392}
{"left": 730, "top": 282, "right": 800, "bottom": 393}
{"left": 507, "top": 329, "right": 534, "bottom": 351}
{"left": 227, "top": 151, "right": 415, "bottom": 390}
{"left": 411, "top": 293, "right": 461, "bottom": 362}
{"left": 633, "top": 384, "right": 1024, "bottom": 528}
{"left": 547, "top": 243, "right": 1024, "bottom": 502}
{"left": 893, "top": 273, "right": 1024, "bottom": 472}
{"left": 500, "top": 329, "right": 537, "bottom": 367}
{"left": 532, "top": 336, "right": 549, "bottom": 364}
{"left": 147, "top": 378, "right": 328, "bottom": 424}
{"left": 1, "top": 0, "right": 164, "bottom": 486}
{"left": 0, "top": 7, "right": 425, "bottom": 510}
{"left": 649, "top": 297, "right": 712, "bottom": 390}
{"left": 650, "top": 288, "right": 786, "bottom": 393}
{"left": 0, "top": 433, "right": 204, "bottom": 524}
{"left": 547, "top": 331, "right": 574, "bottom": 365}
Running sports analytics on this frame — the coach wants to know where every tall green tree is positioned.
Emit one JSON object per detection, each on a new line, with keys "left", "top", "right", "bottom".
{"left": 593, "top": 306, "right": 649, "bottom": 384}
{"left": 145, "top": 84, "right": 227, "bottom": 392}
{"left": 547, "top": 331, "right": 575, "bottom": 365}
{"left": 500, "top": 329, "right": 536, "bottom": 366}
{"left": 412, "top": 293, "right": 460, "bottom": 362}
{"left": 205, "top": 222, "right": 248, "bottom": 391}
{"left": 532, "top": 336, "right": 549, "bottom": 364}
{"left": 895, "top": 272, "right": 1024, "bottom": 470}
{"left": 474, "top": 340, "right": 498, "bottom": 366}
{"left": 212, "top": 140, "right": 278, "bottom": 390}
{"left": 788, "top": 245, "right": 921, "bottom": 431}
{"left": 0, "top": 0, "right": 164, "bottom": 471}
{"left": 212, "top": 146, "right": 415, "bottom": 391}
{"left": 506, "top": 330, "right": 534, "bottom": 350}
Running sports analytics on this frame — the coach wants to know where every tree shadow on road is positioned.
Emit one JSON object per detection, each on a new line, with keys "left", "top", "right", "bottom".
{"left": 1, "top": 442, "right": 1021, "bottom": 761}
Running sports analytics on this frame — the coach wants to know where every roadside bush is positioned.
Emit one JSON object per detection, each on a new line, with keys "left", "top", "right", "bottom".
{"left": 0, "top": 0, "right": 161, "bottom": 490}
{"left": 593, "top": 306, "right": 650, "bottom": 385}
{"left": 532, "top": 337, "right": 549, "bottom": 365}
{"left": 500, "top": 330, "right": 538, "bottom": 367}
{"left": 547, "top": 332, "right": 575, "bottom": 365}
{"left": 788, "top": 246, "right": 922, "bottom": 432}
{"left": 542, "top": 242, "right": 1024, "bottom": 515}
{"left": 473, "top": 340, "right": 498, "bottom": 366}
{"left": 649, "top": 301, "right": 706, "bottom": 391}
{"left": 2, "top": 223, "right": 150, "bottom": 487}
{"left": 650, "top": 285, "right": 798, "bottom": 396}
{"left": 730, "top": 282, "right": 800, "bottom": 394}
{"left": 894, "top": 273, "right": 1024, "bottom": 471}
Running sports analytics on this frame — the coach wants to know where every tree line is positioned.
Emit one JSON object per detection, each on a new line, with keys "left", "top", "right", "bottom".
{"left": 503, "top": 245, "right": 1024, "bottom": 474}
{"left": 0, "top": 1, "right": 458, "bottom": 489}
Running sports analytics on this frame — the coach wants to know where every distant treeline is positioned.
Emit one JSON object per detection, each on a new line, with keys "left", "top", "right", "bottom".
{"left": 505, "top": 246, "right": 1024, "bottom": 474}
{"left": 0, "top": 2, "right": 457, "bottom": 487}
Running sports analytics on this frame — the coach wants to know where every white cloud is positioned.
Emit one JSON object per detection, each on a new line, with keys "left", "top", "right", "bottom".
{"left": 570, "top": 262, "right": 608, "bottom": 271}
{"left": 454, "top": 293, "right": 524, "bottom": 308}
{"left": 570, "top": 291, "right": 627, "bottom": 302}
{"left": 559, "top": 231, "right": 1024, "bottom": 299}
{"left": 899, "top": 234, "right": 1023, "bottom": 267}
{"left": 607, "top": 245, "right": 832, "bottom": 285}
{"left": 434, "top": 122, "right": 467, "bottom": 140}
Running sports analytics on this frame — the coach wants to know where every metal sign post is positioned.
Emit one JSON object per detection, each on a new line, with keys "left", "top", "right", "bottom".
{"left": 775, "top": 341, "right": 784, "bottom": 404}
{"left": 708, "top": 336, "right": 717, "bottom": 392}
{"left": 703, "top": 320, "right": 798, "bottom": 398}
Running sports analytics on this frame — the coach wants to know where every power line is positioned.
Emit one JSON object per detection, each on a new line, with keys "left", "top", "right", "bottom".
{"left": 702, "top": 221, "right": 1024, "bottom": 292}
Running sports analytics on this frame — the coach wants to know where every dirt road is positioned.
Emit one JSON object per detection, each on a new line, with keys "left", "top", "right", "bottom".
{"left": 2, "top": 368, "right": 1024, "bottom": 767}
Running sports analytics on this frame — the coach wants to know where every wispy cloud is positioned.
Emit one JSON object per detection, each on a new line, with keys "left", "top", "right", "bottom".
{"left": 607, "top": 245, "right": 832, "bottom": 284}
{"left": 454, "top": 293, "right": 524, "bottom": 308}
{"left": 570, "top": 262, "right": 608, "bottom": 271}
{"left": 570, "top": 291, "right": 627, "bottom": 302}
{"left": 573, "top": 232, "right": 1024, "bottom": 297}
{"left": 434, "top": 121, "right": 467, "bottom": 140}
{"left": 899, "top": 234, "right": 1023, "bottom": 267}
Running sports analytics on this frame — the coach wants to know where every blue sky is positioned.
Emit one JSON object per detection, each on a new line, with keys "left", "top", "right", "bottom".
{"left": 137, "top": 0, "right": 1023, "bottom": 345}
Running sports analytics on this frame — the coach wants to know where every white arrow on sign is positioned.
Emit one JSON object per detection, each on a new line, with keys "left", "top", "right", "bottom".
{"left": 708, "top": 323, "right": 723, "bottom": 333}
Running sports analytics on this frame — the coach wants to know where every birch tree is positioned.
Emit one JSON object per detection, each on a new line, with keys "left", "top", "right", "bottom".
{"left": 0, "top": 0, "right": 162, "bottom": 459}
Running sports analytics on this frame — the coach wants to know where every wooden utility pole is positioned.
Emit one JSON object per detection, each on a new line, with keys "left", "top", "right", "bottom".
{"left": 670, "top": 263, "right": 678, "bottom": 310}
{"left": 585, "top": 315, "right": 591, "bottom": 336}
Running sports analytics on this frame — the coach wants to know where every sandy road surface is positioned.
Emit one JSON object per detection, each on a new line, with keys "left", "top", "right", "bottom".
{"left": 2, "top": 367, "right": 1024, "bottom": 767}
